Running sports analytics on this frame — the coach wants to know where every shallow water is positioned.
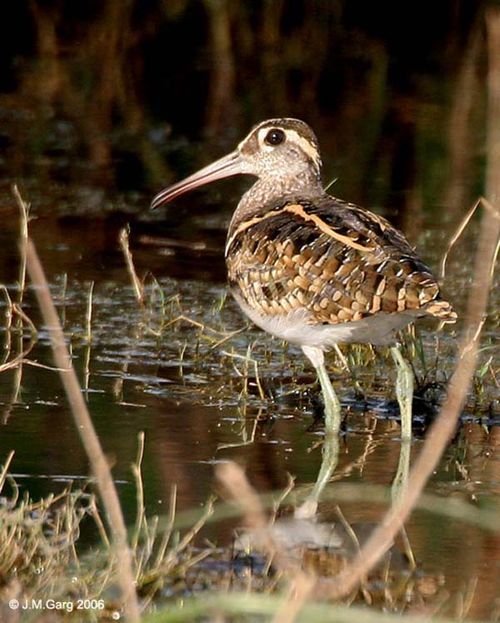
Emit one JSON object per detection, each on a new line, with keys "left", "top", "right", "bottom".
{"left": 1, "top": 5, "right": 499, "bottom": 617}
{"left": 0, "top": 186, "right": 498, "bottom": 617}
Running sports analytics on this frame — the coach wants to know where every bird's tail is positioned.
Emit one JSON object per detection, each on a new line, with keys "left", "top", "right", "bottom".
{"left": 424, "top": 298, "right": 458, "bottom": 322}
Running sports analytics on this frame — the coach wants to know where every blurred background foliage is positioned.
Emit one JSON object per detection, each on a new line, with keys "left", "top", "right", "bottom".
{"left": 0, "top": 0, "right": 491, "bottom": 221}
{"left": 0, "top": 8, "right": 498, "bottom": 618}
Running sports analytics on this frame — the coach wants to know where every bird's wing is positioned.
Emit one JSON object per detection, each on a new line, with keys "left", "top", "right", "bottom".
{"left": 225, "top": 196, "right": 456, "bottom": 325}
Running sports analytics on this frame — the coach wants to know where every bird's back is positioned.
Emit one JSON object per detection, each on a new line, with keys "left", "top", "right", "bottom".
{"left": 226, "top": 193, "right": 456, "bottom": 337}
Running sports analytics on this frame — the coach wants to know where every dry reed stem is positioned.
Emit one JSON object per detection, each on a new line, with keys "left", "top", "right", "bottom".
{"left": 12, "top": 184, "right": 29, "bottom": 305}
{"left": 439, "top": 197, "right": 481, "bottom": 280}
{"left": 153, "top": 484, "right": 177, "bottom": 568}
{"left": 131, "top": 432, "right": 146, "bottom": 552}
{"left": 216, "top": 463, "right": 268, "bottom": 534}
{"left": 439, "top": 196, "right": 500, "bottom": 280}
{"left": 119, "top": 225, "right": 146, "bottom": 306}
{"left": 85, "top": 280, "right": 95, "bottom": 343}
{"left": 216, "top": 462, "right": 316, "bottom": 623}
{"left": 0, "top": 451, "right": 15, "bottom": 494}
{"left": 319, "top": 8, "right": 500, "bottom": 601}
{"left": 23, "top": 236, "right": 141, "bottom": 622}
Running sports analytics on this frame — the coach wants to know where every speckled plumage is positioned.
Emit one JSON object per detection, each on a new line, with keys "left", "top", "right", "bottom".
{"left": 151, "top": 118, "right": 456, "bottom": 435}
{"left": 225, "top": 196, "right": 455, "bottom": 343}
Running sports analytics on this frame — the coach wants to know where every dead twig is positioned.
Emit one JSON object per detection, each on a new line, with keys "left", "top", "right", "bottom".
{"left": 23, "top": 235, "right": 141, "bottom": 622}
{"left": 216, "top": 462, "right": 316, "bottom": 623}
{"left": 439, "top": 196, "right": 500, "bottom": 280}
{"left": 119, "top": 225, "right": 146, "bottom": 306}
{"left": 320, "top": 8, "right": 500, "bottom": 601}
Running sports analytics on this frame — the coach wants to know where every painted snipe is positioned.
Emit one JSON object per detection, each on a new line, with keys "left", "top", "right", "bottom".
{"left": 151, "top": 118, "right": 457, "bottom": 437}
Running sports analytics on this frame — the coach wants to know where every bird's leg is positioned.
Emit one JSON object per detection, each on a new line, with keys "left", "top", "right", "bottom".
{"left": 296, "top": 345, "right": 341, "bottom": 519}
{"left": 390, "top": 344, "right": 414, "bottom": 441}
{"left": 391, "top": 436, "right": 411, "bottom": 500}
{"left": 390, "top": 436, "right": 416, "bottom": 568}
{"left": 316, "top": 363, "right": 342, "bottom": 435}
{"left": 295, "top": 431, "right": 339, "bottom": 519}
{"left": 302, "top": 345, "right": 342, "bottom": 435}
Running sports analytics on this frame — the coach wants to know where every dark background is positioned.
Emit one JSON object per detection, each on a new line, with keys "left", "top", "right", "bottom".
{"left": 0, "top": 0, "right": 489, "bottom": 221}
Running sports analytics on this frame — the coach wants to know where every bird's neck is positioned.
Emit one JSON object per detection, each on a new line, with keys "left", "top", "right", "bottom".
{"left": 230, "top": 170, "right": 323, "bottom": 229}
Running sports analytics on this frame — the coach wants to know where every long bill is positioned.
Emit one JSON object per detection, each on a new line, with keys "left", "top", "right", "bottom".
{"left": 150, "top": 150, "right": 243, "bottom": 209}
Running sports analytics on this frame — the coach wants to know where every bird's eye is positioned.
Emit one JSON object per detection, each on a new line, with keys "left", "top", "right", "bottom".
{"left": 264, "top": 128, "right": 286, "bottom": 146}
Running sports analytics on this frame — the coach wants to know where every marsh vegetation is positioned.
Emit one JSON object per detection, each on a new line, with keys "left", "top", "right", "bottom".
{"left": 0, "top": 2, "right": 498, "bottom": 622}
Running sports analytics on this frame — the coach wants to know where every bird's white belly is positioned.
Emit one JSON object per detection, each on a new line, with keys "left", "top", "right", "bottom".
{"left": 232, "top": 291, "right": 419, "bottom": 349}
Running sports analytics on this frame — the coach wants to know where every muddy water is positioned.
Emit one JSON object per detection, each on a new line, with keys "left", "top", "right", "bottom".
{"left": 0, "top": 175, "right": 498, "bottom": 618}
{"left": 0, "top": 4, "right": 499, "bottom": 619}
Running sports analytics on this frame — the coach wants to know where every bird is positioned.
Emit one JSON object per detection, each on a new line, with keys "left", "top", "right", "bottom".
{"left": 151, "top": 118, "right": 457, "bottom": 438}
